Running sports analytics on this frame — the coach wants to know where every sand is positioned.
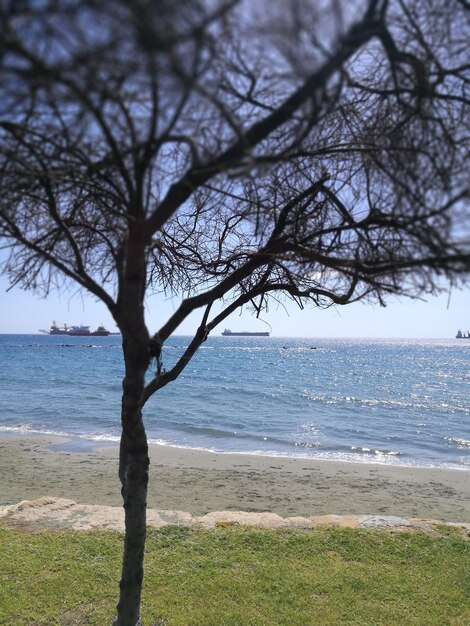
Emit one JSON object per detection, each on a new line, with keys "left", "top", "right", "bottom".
{"left": 0, "top": 434, "right": 469, "bottom": 524}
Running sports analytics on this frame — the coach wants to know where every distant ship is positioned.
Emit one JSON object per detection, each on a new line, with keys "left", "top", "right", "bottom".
{"left": 456, "top": 330, "right": 470, "bottom": 339}
{"left": 40, "top": 322, "right": 110, "bottom": 336}
{"left": 221, "top": 328, "right": 270, "bottom": 337}
{"left": 68, "top": 324, "right": 110, "bottom": 336}
{"left": 39, "top": 321, "right": 69, "bottom": 335}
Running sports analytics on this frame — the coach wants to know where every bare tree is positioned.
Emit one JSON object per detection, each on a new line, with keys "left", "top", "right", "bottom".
{"left": 1, "top": 0, "right": 469, "bottom": 623}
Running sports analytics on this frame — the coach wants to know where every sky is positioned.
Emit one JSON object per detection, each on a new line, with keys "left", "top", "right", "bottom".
{"left": 0, "top": 272, "right": 468, "bottom": 338}
{"left": 1, "top": 4, "right": 468, "bottom": 340}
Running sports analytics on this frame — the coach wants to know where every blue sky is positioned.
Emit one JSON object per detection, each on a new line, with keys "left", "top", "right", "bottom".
{"left": 0, "top": 272, "right": 468, "bottom": 338}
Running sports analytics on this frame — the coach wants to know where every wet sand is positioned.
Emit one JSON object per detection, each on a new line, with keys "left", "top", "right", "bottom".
{"left": 0, "top": 434, "right": 469, "bottom": 522}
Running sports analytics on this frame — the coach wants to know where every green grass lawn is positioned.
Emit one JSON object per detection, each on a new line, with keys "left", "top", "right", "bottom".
{"left": 0, "top": 524, "right": 468, "bottom": 625}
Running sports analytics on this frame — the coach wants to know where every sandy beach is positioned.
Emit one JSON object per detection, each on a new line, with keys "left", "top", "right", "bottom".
{"left": 0, "top": 434, "right": 468, "bottom": 522}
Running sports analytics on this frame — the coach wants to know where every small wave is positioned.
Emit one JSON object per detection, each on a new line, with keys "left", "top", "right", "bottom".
{"left": 217, "top": 346, "right": 273, "bottom": 352}
{"left": 0, "top": 423, "right": 73, "bottom": 438}
{"left": 1, "top": 424, "right": 468, "bottom": 470}
{"left": 11, "top": 343, "right": 119, "bottom": 349}
{"left": 351, "top": 446, "right": 401, "bottom": 457}
{"left": 293, "top": 441, "right": 321, "bottom": 449}
{"left": 145, "top": 445, "right": 468, "bottom": 470}
{"left": 300, "top": 393, "right": 470, "bottom": 415}
{"left": 178, "top": 424, "right": 291, "bottom": 447}
{"left": 79, "top": 433, "right": 120, "bottom": 442}
{"left": 58, "top": 344, "right": 100, "bottom": 349}
{"left": 0, "top": 423, "right": 36, "bottom": 432}
{"left": 445, "top": 437, "right": 470, "bottom": 448}
{"left": 0, "top": 424, "right": 120, "bottom": 442}
{"left": 180, "top": 425, "right": 244, "bottom": 439}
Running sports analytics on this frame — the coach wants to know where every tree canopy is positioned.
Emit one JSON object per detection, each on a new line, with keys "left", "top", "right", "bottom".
{"left": 1, "top": 0, "right": 468, "bottom": 336}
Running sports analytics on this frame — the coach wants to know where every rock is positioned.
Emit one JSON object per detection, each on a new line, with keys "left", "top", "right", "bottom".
{"left": 0, "top": 497, "right": 468, "bottom": 534}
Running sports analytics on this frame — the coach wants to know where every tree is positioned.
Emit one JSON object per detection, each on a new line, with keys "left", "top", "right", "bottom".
{"left": 0, "top": 0, "right": 469, "bottom": 623}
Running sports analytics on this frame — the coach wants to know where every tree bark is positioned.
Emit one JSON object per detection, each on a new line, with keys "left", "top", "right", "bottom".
{"left": 113, "top": 330, "right": 151, "bottom": 626}
{"left": 114, "top": 233, "right": 152, "bottom": 626}
{"left": 113, "top": 406, "right": 149, "bottom": 624}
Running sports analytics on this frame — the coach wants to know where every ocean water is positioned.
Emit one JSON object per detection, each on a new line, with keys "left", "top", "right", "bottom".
{"left": 0, "top": 334, "right": 469, "bottom": 469}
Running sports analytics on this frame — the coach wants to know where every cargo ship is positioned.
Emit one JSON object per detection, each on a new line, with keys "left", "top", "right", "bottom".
{"left": 456, "top": 330, "right": 470, "bottom": 338}
{"left": 40, "top": 322, "right": 110, "bottom": 336}
{"left": 39, "top": 321, "right": 69, "bottom": 335}
{"left": 221, "top": 328, "right": 270, "bottom": 337}
{"left": 68, "top": 324, "right": 110, "bottom": 336}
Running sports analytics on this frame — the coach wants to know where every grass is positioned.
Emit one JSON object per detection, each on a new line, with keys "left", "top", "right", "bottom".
{"left": 0, "top": 524, "right": 469, "bottom": 625}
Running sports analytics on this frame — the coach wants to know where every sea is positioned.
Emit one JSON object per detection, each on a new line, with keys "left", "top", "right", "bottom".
{"left": 0, "top": 334, "right": 469, "bottom": 470}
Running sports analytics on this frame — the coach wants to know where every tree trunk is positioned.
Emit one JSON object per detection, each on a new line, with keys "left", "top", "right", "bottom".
{"left": 112, "top": 229, "right": 153, "bottom": 625}
{"left": 114, "top": 330, "right": 151, "bottom": 626}
{"left": 113, "top": 418, "right": 149, "bottom": 625}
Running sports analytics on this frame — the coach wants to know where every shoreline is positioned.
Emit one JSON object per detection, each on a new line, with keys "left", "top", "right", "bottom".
{"left": 2, "top": 428, "right": 468, "bottom": 472}
{"left": 1, "top": 434, "right": 469, "bottom": 522}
